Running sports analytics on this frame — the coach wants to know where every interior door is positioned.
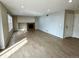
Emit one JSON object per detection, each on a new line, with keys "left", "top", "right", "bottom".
{"left": 64, "top": 13, "right": 74, "bottom": 38}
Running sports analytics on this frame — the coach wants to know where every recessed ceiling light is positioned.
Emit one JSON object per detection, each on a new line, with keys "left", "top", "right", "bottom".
{"left": 48, "top": 9, "right": 50, "bottom": 12}
{"left": 21, "top": 5, "right": 24, "bottom": 8}
{"left": 69, "top": 0, "right": 72, "bottom": 3}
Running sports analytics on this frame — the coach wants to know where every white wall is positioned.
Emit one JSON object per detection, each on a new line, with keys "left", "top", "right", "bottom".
{"left": 73, "top": 11, "right": 79, "bottom": 38}
{"left": 0, "top": 3, "right": 13, "bottom": 49}
{"left": 17, "top": 16, "right": 35, "bottom": 23}
{"left": 37, "top": 11, "right": 65, "bottom": 38}
{"left": 0, "top": 4, "right": 5, "bottom": 49}
{"left": 1, "top": 4, "right": 9, "bottom": 48}
{"left": 16, "top": 16, "right": 36, "bottom": 31}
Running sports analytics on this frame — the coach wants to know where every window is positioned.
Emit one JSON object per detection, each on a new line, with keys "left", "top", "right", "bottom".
{"left": 8, "top": 14, "right": 13, "bottom": 32}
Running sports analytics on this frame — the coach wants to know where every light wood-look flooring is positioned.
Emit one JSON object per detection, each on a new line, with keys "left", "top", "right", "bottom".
{"left": 9, "top": 30, "right": 79, "bottom": 58}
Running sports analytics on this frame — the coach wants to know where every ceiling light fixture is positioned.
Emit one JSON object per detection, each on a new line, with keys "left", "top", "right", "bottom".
{"left": 21, "top": 5, "right": 24, "bottom": 8}
{"left": 20, "top": 0, "right": 24, "bottom": 8}
{"left": 48, "top": 9, "right": 50, "bottom": 12}
{"left": 69, "top": 0, "right": 72, "bottom": 3}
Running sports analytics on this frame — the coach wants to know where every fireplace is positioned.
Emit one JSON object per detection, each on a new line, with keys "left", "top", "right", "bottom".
{"left": 18, "top": 23, "right": 27, "bottom": 31}
{"left": 27, "top": 23, "right": 35, "bottom": 31}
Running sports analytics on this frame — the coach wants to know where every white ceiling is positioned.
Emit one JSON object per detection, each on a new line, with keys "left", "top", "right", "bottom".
{"left": 0, "top": 0, "right": 79, "bottom": 16}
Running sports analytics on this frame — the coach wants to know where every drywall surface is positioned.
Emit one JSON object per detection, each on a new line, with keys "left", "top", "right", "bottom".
{"left": 73, "top": 11, "right": 79, "bottom": 38}
{"left": 1, "top": 4, "right": 9, "bottom": 47}
{"left": 17, "top": 16, "right": 35, "bottom": 23}
{"left": 38, "top": 11, "right": 65, "bottom": 38}
{"left": 0, "top": 3, "right": 13, "bottom": 49}
{"left": 0, "top": 4, "right": 5, "bottom": 49}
